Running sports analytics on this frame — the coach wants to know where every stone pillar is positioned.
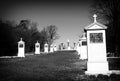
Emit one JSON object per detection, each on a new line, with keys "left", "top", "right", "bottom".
{"left": 50, "top": 44, "right": 54, "bottom": 52}
{"left": 85, "top": 14, "right": 110, "bottom": 75}
{"left": 80, "top": 33, "right": 87, "bottom": 60}
{"left": 54, "top": 45, "right": 57, "bottom": 51}
{"left": 67, "top": 39, "right": 71, "bottom": 50}
{"left": 18, "top": 38, "right": 25, "bottom": 57}
{"left": 73, "top": 42, "right": 76, "bottom": 50}
{"left": 61, "top": 43, "right": 64, "bottom": 50}
{"left": 35, "top": 41, "right": 40, "bottom": 54}
{"left": 76, "top": 40, "right": 81, "bottom": 55}
{"left": 44, "top": 43, "right": 48, "bottom": 53}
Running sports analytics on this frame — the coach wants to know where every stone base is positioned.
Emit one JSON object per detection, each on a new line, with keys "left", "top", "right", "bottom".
{"left": 17, "top": 53, "right": 25, "bottom": 57}
{"left": 44, "top": 51, "right": 48, "bottom": 53}
{"left": 80, "top": 56, "right": 87, "bottom": 60}
{"left": 50, "top": 50, "right": 54, "bottom": 52}
{"left": 85, "top": 71, "right": 112, "bottom": 75}
{"left": 35, "top": 52, "right": 40, "bottom": 54}
{"left": 85, "top": 61, "right": 111, "bottom": 75}
{"left": 67, "top": 47, "right": 71, "bottom": 50}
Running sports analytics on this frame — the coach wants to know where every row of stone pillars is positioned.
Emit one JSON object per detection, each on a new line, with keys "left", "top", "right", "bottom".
{"left": 18, "top": 40, "right": 57, "bottom": 57}
{"left": 17, "top": 14, "right": 111, "bottom": 75}
{"left": 44, "top": 43, "right": 57, "bottom": 53}
{"left": 76, "top": 33, "right": 87, "bottom": 60}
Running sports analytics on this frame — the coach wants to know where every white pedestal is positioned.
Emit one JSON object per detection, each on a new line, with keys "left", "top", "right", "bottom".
{"left": 76, "top": 46, "right": 81, "bottom": 55}
{"left": 80, "top": 46, "right": 87, "bottom": 59}
{"left": 50, "top": 47, "right": 54, "bottom": 52}
{"left": 67, "top": 46, "right": 71, "bottom": 50}
{"left": 84, "top": 14, "right": 110, "bottom": 75}
{"left": 17, "top": 38, "right": 25, "bottom": 57}
{"left": 35, "top": 42, "right": 40, "bottom": 54}
{"left": 54, "top": 46, "right": 57, "bottom": 51}
{"left": 85, "top": 61, "right": 110, "bottom": 75}
{"left": 44, "top": 48, "right": 48, "bottom": 53}
{"left": 44, "top": 43, "right": 48, "bottom": 53}
{"left": 35, "top": 48, "right": 40, "bottom": 54}
{"left": 18, "top": 48, "right": 25, "bottom": 57}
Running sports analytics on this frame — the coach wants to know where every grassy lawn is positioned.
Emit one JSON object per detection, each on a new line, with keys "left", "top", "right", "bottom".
{"left": 0, "top": 50, "right": 120, "bottom": 81}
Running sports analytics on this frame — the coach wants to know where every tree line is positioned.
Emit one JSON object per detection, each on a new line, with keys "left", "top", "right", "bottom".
{"left": 0, "top": 19, "right": 59, "bottom": 56}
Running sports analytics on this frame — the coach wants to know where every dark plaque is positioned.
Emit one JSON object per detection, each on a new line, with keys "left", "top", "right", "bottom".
{"left": 82, "top": 41, "right": 87, "bottom": 45}
{"left": 36, "top": 45, "right": 39, "bottom": 48}
{"left": 90, "top": 33, "right": 103, "bottom": 43}
{"left": 79, "top": 44, "right": 81, "bottom": 46}
{"left": 19, "top": 44, "right": 23, "bottom": 48}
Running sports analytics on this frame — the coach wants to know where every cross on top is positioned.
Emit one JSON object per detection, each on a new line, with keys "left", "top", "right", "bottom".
{"left": 68, "top": 39, "right": 69, "bottom": 42}
{"left": 20, "top": 38, "right": 23, "bottom": 41}
{"left": 37, "top": 41, "right": 38, "bottom": 43}
{"left": 93, "top": 14, "right": 97, "bottom": 22}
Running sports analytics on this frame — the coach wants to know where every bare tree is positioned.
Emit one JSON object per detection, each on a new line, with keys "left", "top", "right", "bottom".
{"left": 45, "top": 25, "right": 59, "bottom": 45}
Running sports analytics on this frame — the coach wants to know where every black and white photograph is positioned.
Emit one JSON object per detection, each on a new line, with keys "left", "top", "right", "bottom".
{"left": 0, "top": 0, "right": 120, "bottom": 81}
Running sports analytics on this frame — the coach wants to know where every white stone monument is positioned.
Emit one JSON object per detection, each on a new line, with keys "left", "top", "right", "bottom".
{"left": 80, "top": 33, "right": 87, "bottom": 60}
{"left": 76, "top": 40, "right": 81, "bottom": 55}
{"left": 35, "top": 41, "right": 40, "bottom": 54}
{"left": 73, "top": 42, "right": 76, "bottom": 50}
{"left": 61, "top": 43, "right": 64, "bottom": 50}
{"left": 67, "top": 39, "right": 71, "bottom": 50}
{"left": 85, "top": 14, "right": 110, "bottom": 75}
{"left": 50, "top": 44, "right": 54, "bottom": 52}
{"left": 18, "top": 38, "right": 25, "bottom": 57}
{"left": 44, "top": 43, "right": 48, "bottom": 53}
{"left": 54, "top": 45, "right": 57, "bottom": 51}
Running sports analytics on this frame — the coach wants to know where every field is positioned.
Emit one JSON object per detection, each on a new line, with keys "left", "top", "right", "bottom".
{"left": 0, "top": 50, "right": 120, "bottom": 81}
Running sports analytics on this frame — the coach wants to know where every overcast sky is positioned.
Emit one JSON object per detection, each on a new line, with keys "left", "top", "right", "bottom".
{"left": 0, "top": 0, "right": 93, "bottom": 47}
